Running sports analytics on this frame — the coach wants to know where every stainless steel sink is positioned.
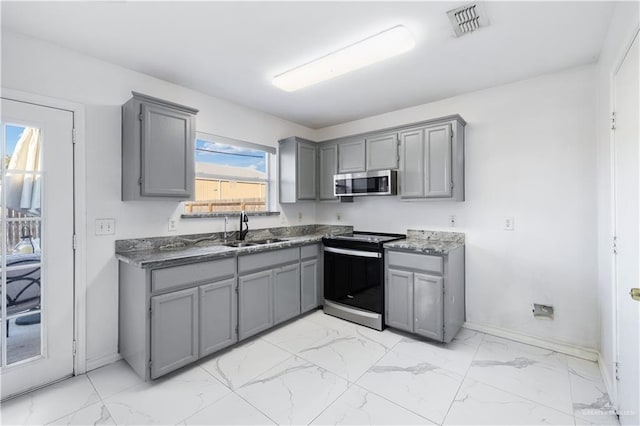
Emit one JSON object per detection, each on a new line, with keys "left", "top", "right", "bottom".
{"left": 224, "top": 241, "right": 258, "bottom": 248}
{"left": 252, "top": 238, "right": 286, "bottom": 245}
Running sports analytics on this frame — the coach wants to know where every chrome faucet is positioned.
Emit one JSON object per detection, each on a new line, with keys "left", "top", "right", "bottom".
{"left": 223, "top": 216, "right": 229, "bottom": 242}
{"left": 239, "top": 211, "right": 249, "bottom": 240}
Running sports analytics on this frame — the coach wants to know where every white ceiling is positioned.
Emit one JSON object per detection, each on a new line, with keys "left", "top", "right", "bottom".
{"left": 1, "top": 1, "right": 615, "bottom": 129}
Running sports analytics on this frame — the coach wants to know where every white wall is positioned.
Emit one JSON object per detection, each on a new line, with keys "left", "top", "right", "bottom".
{"left": 2, "top": 31, "right": 318, "bottom": 368}
{"left": 316, "top": 66, "right": 599, "bottom": 350}
{"left": 594, "top": 2, "right": 639, "bottom": 399}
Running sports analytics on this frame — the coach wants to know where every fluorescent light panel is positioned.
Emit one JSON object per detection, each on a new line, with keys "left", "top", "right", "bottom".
{"left": 272, "top": 25, "right": 415, "bottom": 92}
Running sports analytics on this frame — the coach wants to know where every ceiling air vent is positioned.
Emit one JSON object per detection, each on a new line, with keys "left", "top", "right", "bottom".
{"left": 447, "top": 3, "right": 488, "bottom": 37}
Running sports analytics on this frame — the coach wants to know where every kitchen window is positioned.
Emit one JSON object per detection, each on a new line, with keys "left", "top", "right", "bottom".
{"left": 183, "top": 132, "right": 276, "bottom": 215}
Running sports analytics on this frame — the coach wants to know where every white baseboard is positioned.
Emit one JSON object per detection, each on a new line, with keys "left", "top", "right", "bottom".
{"left": 463, "top": 321, "right": 598, "bottom": 361}
{"left": 86, "top": 353, "right": 122, "bottom": 372}
{"left": 598, "top": 351, "right": 617, "bottom": 406}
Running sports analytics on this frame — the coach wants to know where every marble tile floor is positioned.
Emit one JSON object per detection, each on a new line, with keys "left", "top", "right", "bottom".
{"left": 1, "top": 310, "right": 620, "bottom": 426}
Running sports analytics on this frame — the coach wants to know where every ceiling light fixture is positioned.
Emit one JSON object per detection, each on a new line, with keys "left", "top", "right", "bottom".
{"left": 272, "top": 25, "right": 415, "bottom": 92}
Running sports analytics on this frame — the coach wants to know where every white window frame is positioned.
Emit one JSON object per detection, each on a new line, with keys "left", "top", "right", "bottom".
{"left": 185, "top": 132, "right": 276, "bottom": 214}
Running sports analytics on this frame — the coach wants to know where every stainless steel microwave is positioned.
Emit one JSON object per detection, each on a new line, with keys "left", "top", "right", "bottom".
{"left": 333, "top": 170, "right": 397, "bottom": 197}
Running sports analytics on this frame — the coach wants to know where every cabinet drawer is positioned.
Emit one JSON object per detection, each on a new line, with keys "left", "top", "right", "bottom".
{"left": 152, "top": 257, "right": 236, "bottom": 293}
{"left": 301, "top": 244, "right": 319, "bottom": 259}
{"left": 239, "top": 247, "right": 299, "bottom": 274}
{"left": 387, "top": 250, "right": 443, "bottom": 274}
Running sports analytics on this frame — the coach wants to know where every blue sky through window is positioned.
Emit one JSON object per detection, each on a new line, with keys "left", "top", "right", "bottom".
{"left": 195, "top": 139, "right": 266, "bottom": 173}
{"left": 4, "top": 125, "right": 24, "bottom": 158}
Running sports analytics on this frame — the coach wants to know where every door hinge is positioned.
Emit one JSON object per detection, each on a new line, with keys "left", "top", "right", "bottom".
{"left": 615, "top": 361, "right": 620, "bottom": 381}
{"left": 72, "top": 128, "right": 77, "bottom": 145}
{"left": 138, "top": 177, "right": 143, "bottom": 185}
{"left": 148, "top": 360, "right": 152, "bottom": 369}
{"left": 72, "top": 234, "right": 77, "bottom": 250}
{"left": 235, "top": 325, "right": 239, "bottom": 335}
{"left": 235, "top": 287, "right": 239, "bottom": 294}
{"left": 148, "top": 307, "right": 152, "bottom": 318}
{"left": 613, "top": 236, "right": 617, "bottom": 255}
{"left": 611, "top": 111, "right": 616, "bottom": 130}
{"left": 450, "top": 181, "right": 454, "bottom": 189}
{"left": 72, "top": 340, "right": 77, "bottom": 355}
{"left": 139, "top": 113, "right": 144, "bottom": 122}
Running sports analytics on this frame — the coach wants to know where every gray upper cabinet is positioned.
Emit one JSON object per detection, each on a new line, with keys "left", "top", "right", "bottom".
{"left": 424, "top": 125, "right": 452, "bottom": 198}
{"left": 366, "top": 133, "right": 398, "bottom": 171}
{"left": 318, "top": 144, "right": 338, "bottom": 200}
{"left": 399, "top": 117, "right": 465, "bottom": 201}
{"left": 150, "top": 287, "right": 198, "bottom": 379}
{"left": 338, "top": 139, "right": 366, "bottom": 173}
{"left": 399, "top": 129, "right": 425, "bottom": 198}
{"left": 199, "top": 278, "right": 237, "bottom": 357}
{"left": 279, "top": 136, "right": 317, "bottom": 203}
{"left": 238, "top": 270, "right": 273, "bottom": 340}
{"left": 273, "top": 263, "right": 301, "bottom": 324}
{"left": 122, "top": 92, "right": 198, "bottom": 201}
{"left": 385, "top": 246, "right": 465, "bottom": 343}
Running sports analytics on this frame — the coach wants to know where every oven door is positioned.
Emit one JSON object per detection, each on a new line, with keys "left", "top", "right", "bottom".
{"left": 323, "top": 247, "right": 383, "bottom": 314}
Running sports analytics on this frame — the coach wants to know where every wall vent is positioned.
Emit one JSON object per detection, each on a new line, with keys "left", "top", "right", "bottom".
{"left": 447, "top": 3, "right": 488, "bottom": 37}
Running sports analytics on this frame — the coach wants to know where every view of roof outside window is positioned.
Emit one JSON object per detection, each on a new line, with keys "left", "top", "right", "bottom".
{"left": 184, "top": 139, "right": 269, "bottom": 214}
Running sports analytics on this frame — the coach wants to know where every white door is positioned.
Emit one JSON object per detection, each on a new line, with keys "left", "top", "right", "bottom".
{"left": 613, "top": 30, "right": 640, "bottom": 426}
{"left": 0, "top": 98, "right": 75, "bottom": 400}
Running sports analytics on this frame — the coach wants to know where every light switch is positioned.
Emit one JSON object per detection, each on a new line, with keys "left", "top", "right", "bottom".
{"left": 504, "top": 216, "right": 515, "bottom": 231}
{"left": 95, "top": 218, "right": 115, "bottom": 235}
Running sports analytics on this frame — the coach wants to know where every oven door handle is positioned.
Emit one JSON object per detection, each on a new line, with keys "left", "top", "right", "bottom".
{"left": 323, "top": 247, "right": 382, "bottom": 258}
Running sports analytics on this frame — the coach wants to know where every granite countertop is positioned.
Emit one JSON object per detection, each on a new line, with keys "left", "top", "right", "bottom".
{"left": 116, "top": 224, "right": 352, "bottom": 269}
{"left": 384, "top": 230, "right": 465, "bottom": 255}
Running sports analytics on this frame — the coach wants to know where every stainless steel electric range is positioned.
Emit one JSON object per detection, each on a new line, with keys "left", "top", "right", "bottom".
{"left": 322, "top": 231, "right": 405, "bottom": 330}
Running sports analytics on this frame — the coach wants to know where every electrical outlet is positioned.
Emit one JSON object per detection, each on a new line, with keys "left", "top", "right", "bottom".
{"left": 168, "top": 218, "right": 177, "bottom": 232}
{"left": 449, "top": 215, "right": 457, "bottom": 227}
{"left": 298, "top": 212, "right": 303, "bottom": 222}
{"left": 95, "top": 218, "right": 115, "bottom": 236}
{"left": 336, "top": 212, "right": 342, "bottom": 221}
{"left": 504, "top": 216, "right": 515, "bottom": 231}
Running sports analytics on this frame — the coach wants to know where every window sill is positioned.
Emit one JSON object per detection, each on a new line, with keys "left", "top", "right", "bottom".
{"left": 181, "top": 211, "right": 281, "bottom": 219}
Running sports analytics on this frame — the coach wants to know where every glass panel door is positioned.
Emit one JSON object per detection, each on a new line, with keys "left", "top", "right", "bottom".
{"left": 0, "top": 99, "right": 74, "bottom": 400}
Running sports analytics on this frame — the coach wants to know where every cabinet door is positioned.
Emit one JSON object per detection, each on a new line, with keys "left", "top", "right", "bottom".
{"left": 238, "top": 270, "right": 273, "bottom": 340}
{"left": 199, "top": 278, "right": 237, "bottom": 357}
{"left": 273, "top": 263, "right": 301, "bottom": 325}
{"left": 399, "top": 129, "right": 425, "bottom": 198}
{"left": 150, "top": 287, "right": 198, "bottom": 379}
{"left": 140, "top": 102, "right": 194, "bottom": 198}
{"left": 424, "top": 124, "right": 452, "bottom": 198}
{"left": 366, "top": 133, "right": 398, "bottom": 171}
{"left": 414, "top": 273, "right": 444, "bottom": 341}
{"left": 319, "top": 144, "right": 338, "bottom": 200}
{"left": 297, "top": 142, "right": 317, "bottom": 200}
{"left": 301, "top": 259, "right": 318, "bottom": 313}
{"left": 385, "top": 268, "right": 414, "bottom": 332}
{"left": 338, "top": 139, "right": 366, "bottom": 173}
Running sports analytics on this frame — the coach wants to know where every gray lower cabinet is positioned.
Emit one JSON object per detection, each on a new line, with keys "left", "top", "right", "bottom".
{"left": 301, "top": 244, "right": 320, "bottom": 313}
{"left": 199, "top": 278, "right": 237, "bottom": 357}
{"left": 278, "top": 136, "right": 317, "bottom": 203}
{"left": 386, "top": 268, "right": 413, "bottom": 332}
{"left": 274, "top": 263, "right": 301, "bottom": 324}
{"left": 238, "top": 270, "right": 273, "bottom": 340}
{"left": 119, "top": 257, "right": 237, "bottom": 381}
{"left": 150, "top": 287, "right": 199, "bottom": 379}
{"left": 319, "top": 143, "right": 338, "bottom": 200}
{"left": 122, "top": 92, "right": 198, "bottom": 201}
{"left": 237, "top": 247, "right": 302, "bottom": 340}
{"left": 385, "top": 247, "right": 465, "bottom": 343}
{"left": 398, "top": 117, "right": 465, "bottom": 201}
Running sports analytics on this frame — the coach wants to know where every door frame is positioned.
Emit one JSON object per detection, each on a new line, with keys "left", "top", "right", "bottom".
{"left": 609, "top": 25, "right": 640, "bottom": 412}
{"left": 1, "top": 88, "right": 88, "bottom": 376}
